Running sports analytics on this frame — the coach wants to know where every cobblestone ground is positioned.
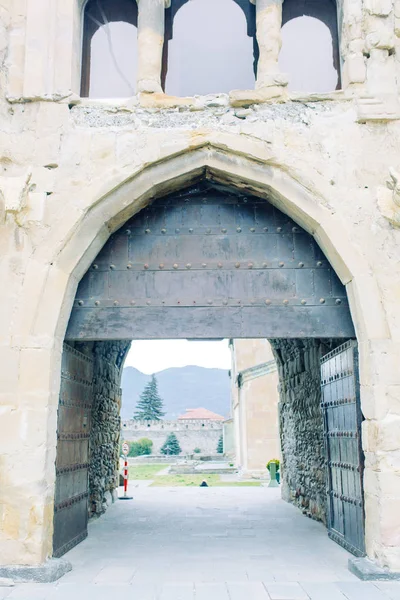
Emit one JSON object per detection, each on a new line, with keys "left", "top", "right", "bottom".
{"left": 3, "top": 487, "right": 400, "bottom": 599}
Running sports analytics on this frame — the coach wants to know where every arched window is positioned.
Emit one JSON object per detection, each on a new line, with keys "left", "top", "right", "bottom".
{"left": 279, "top": 0, "right": 340, "bottom": 92}
{"left": 81, "top": 0, "right": 138, "bottom": 98}
{"left": 164, "top": 0, "right": 257, "bottom": 96}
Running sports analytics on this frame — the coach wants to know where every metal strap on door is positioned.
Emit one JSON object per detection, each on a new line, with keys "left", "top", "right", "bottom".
{"left": 53, "top": 343, "right": 94, "bottom": 558}
{"left": 321, "top": 340, "right": 366, "bottom": 556}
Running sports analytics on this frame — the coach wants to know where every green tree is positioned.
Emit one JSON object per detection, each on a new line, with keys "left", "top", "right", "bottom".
{"left": 134, "top": 375, "right": 165, "bottom": 420}
{"left": 128, "top": 438, "right": 153, "bottom": 457}
{"left": 160, "top": 432, "right": 181, "bottom": 455}
{"left": 217, "top": 435, "right": 224, "bottom": 454}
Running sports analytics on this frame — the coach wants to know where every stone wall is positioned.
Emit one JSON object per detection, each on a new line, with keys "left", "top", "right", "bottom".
{"left": 223, "top": 418, "right": 235, "bottom": 458}
{"left": 230, "top": 340, "right": 280, "bottom": 475}
{"left": 270, "top": 339, "right": 343, "bottom": 523}
{"left": 1, "top": 0, "right": 400, "bottom": 572}
{"left": 76, "top": 341, "right": 130, "bottom": 517}
{"left": 121, "top": 419, "right": 222, "bottom": 455}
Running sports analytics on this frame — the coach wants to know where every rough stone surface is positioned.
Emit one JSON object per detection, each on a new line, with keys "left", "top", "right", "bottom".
{"left": 270, "top": 339, "right": 344, "bottom": 523}
{"left": 89, "top": 341, "right": 130, "bottom": 517}
{"left": 349, "top": 557, "right": 400, "bottom": 580}
{"left": 0, "top": 559, "right": 72, "bottom": 583}
{"left": 71, "top": 340, "right": 130, "bottom": 517}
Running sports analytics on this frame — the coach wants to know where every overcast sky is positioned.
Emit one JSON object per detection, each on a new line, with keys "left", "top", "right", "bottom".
{"left": 124, "top": 340, "right": 231, "bottom": 374}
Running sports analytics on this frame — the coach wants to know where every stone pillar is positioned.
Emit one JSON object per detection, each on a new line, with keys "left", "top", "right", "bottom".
{"left": 89, "top": 341, "right": 129, "bottom": 517}
{"left": 250, "top": 0, "right": 288, "bottom": 90}
{"left": 230, "top": 340, "right": 280, "bottom": 476}
{"left": 23, "top": 0, "right": 56, "bottom": 98}
{"left": 340, "top": 0, "right": 367, "bottom": 89}
{"left": 364, "top": 0, "right": 397, "bottom": 96}
{"left": 137, "top": 0, "right": 170, "bottom": 93}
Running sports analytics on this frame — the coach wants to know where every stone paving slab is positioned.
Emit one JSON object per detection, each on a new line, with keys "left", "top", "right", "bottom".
{"left": 159, "top": 583, "right": 194, "bottom": 599}
{"left": 375, "top": 582, "right": 400, "bottom": 599}
{"left": 265, "top": 582, "right": 310, "bottom": 599}
{"left": 4, "top": 490, "right": 400, "bottom": 599}
{"left": 337, "top": 582, "right": 389, "bottom": 599}
{"left": 227, "top": 581, "right": 270, "bottom": 599}
{"left": 4, "top": 580, "right": 400, "bottom": 600}
{"left": 93, "top": 565, "right": 137, "bottom": 584}
{"left": 195, "top": 582, "right": 230, "bottom": 599}
{"left": 3, "top": 584, "right": 52, "bottom": 600}
{"left": 245, "top": 567, "right": 276, "bottom": 582}
{"left": 300, "top": 582, "right": 347, "bottom": 599}
{"left": 53, "top": 584, "right": 133, "bottom": 600}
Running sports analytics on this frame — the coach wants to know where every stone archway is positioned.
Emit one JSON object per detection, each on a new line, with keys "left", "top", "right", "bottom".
{"left": 5, "top": 142, "right": 392, "bottom": 571}
{"left": 56, "top": 177, "right": 366, "bottom": 560}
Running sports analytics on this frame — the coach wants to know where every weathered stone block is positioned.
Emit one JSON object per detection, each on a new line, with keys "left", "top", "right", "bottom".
{"left": 0, "top": 559, "right": 71, "bottom": 583}
{"left": 365, "top": 0, "right": 393, "bottom": 16}
{"left": 343, "top": 55, "right": 367, "bottom": 85}
{"left": 229, "top": 86, "right": 287, "bottom": 107}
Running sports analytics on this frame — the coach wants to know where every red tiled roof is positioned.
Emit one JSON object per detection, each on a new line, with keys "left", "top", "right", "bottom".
{"left": 178, "top": 408, "right": 225, "bottom": 421}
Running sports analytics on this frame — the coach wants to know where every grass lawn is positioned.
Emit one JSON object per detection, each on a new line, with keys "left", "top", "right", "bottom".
{"left": 150, "top": 474, "right": 220, "bottom": 487}
{"left": 126, "top": 464, "right": 263, "bottom": 486}
{"left": 150, "top": 474, "right": 262, "bottom": 487}
{"left": 128, "top": 464, "right": 168, "bottom": 479}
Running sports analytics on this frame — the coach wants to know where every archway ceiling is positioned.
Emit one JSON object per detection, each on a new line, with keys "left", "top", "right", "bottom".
{"left": 66, "top": 182, "right": 355, "bottom": 340}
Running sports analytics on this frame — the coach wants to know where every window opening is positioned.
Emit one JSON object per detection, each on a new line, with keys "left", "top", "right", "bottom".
{"left": 279, "top": 0, "right": 340, "bottom": 92}
{"left": 163, "top": 0, "right": 257, "bottom": 96}
{"left": 81, "top": 0, "right": 138, "bottom": 98}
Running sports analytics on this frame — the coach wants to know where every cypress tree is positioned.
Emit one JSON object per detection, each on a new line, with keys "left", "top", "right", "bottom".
{"left": 217, "top": 435, "right": 224, "bottom": 454}
{"left": 134, "top": 374, "right": 165, "bottom": 420}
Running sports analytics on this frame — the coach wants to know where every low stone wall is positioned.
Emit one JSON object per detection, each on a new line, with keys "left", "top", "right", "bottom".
{"left": 121, "top": 419, "right": 223, "bottom": 455}
{"left": 270, "top": 339, "right": 342, "bottom": 523}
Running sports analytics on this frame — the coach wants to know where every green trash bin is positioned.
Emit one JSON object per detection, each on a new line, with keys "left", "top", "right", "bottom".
{"left": 267, "top": 459, "right": 280, "bottom": 487}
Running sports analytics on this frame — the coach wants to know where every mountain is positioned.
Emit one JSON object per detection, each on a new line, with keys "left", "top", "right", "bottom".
{"left": 120, "top": 365, "right": 231, "bottom": 420}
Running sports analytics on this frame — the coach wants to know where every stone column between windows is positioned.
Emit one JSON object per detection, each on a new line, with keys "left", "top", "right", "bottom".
{"left": 136, "top": 0, "right": 170, "bottom": 94}
{"left": 250, "top": 0, "right": 288, "bottom": 90}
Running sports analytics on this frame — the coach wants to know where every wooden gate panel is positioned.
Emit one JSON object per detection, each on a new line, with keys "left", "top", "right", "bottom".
{"left": 53, "top": 344, "right": 93, "bottom": 558}
{"left": 321, "top": 340, "right": 365, "bottom": 556}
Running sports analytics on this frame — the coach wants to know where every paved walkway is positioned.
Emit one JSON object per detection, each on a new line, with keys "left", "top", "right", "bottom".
{"left": 3, "top": 487, "right": 400, "bottom": 599}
